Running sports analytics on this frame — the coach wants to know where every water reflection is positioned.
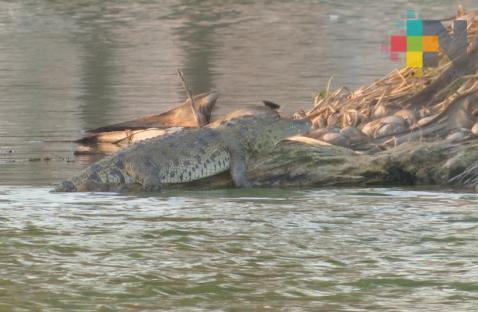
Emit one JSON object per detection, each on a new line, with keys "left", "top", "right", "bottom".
{"left": 76, "top": 26, "right": 118, "bottom": 129}
{"left": 171, "top": 0, "right": 221, "bottom": 94}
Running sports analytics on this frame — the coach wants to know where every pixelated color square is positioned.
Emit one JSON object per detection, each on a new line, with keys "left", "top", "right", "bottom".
{"left": 406, "top": 51, "right": 423, "bottom": 67}
{"left": 422, "top": 20, "right": 437, "bottom": 36}
{"left": 390, "top": 35, "right": 406, "bottom": 52}
{"left": 422, "top": 36, "right": 439, "bottom": 52}
{"left": 423, "top": 52, "right": 439, "bottom": 67}
{"left": 407, "top": 36, "right": 422, "bottom": 51}
{"left": 407, "top": 19, "right": 423, "bottom": 36}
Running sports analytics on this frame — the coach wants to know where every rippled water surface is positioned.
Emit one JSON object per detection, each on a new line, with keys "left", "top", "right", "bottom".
{"left": 1, "top": 0, "right": 478, "bottom": 310}
{"left": 0, "top": 187, "right": 477, "bottom": 310}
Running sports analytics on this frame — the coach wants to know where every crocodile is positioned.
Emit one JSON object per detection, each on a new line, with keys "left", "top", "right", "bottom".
{"left": 55, "top": 104, "right": 311, "bottom": 192}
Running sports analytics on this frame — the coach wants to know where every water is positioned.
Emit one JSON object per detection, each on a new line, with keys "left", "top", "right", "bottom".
{"left": 2, "top": 0, "right": 478, "bottom": 185}
{"left": 0, "top": 187, "right": 477, "bottom": 310}
{"left": 1, "top": 0, "right": 478, "bottom": 310}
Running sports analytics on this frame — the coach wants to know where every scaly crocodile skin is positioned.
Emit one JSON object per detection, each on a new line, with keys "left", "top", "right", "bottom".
{"left": 55, "top": 106, "right": 311, "bottom": 192}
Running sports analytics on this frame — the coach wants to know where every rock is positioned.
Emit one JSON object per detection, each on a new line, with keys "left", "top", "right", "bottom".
{"left": 394, "top": 109, "right": 418, "bottom": 126}
{"left": 361, "top": 116, "right": 408, "bottom": 138}
{"left": 449, "top": 103, "right": 475, "bottom": 130}
{"left": 381, "top": 116, "right": 407, "bottom": 125}
{"left": 340, "top": 126, "right": 370, "bottom": 145}
{"left": 471, "top": 123, "right": 478, "bottom": 135}
{"left": 306, "top": 128, "right": 329, "bottom": 139}
{"left": 416, "top": 114, "right": 438, "bottom": 127}
{"left": 321, "top": 132, "right": 350, "bottom": 147}
{"left": 306, "top": 127, "right": 349, "bottom": 147}
{"left": 446, "top": 128, "right": 471, "bottom": 143}
{"left": 340, "top": 126, "right": 364, "bottom": 138}
{"left": 361, "top": 120, "right": 380, "bottom": 137}
{"left": 375, "top": 122, "right": 408, "bottom": 137}
{"left": 328, "top": 127, "right": 341, "bottom": 133}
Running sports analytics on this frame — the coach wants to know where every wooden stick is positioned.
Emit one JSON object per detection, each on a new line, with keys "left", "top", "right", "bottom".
{"left": 176, "top": 69, "right": 203, "bottom": 127}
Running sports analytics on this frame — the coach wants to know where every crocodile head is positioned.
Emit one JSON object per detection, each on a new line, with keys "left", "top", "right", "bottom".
{"left": 259, "top": 113, "right": 312, "bottom": 148}
{"left": 216, "top": 105, "right": 312, "bottom": 152}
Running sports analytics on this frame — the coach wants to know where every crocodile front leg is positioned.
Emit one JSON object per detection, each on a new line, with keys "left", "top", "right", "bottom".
{"left": 228, "top": 146, "right": 251, "bottom": 188}
{"left": 124, "top": 157, "right": 162, "bottom": 192}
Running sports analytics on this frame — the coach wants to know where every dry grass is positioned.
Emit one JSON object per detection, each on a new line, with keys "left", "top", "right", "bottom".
{"left": 307, "top": 6, "right": 478, "bottom": 131}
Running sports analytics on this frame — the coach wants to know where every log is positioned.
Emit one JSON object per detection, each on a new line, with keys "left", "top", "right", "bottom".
{"left": 191, "top": 137, "right": 478, "bottom": 192}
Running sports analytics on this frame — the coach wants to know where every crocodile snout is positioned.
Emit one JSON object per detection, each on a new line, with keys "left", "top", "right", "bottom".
{"left": 54, "top": 180, "right": 77, "bottom": 192}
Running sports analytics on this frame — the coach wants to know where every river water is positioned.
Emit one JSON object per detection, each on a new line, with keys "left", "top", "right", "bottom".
{"left": 1, "top": 0, "right": 478, "bottom": 310}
